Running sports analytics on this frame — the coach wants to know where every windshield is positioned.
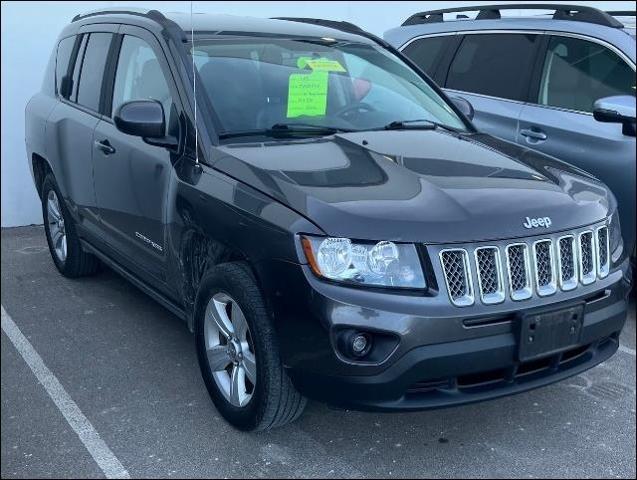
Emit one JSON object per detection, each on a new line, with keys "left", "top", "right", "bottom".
{"left": 189, "top": 37, "right": 467, "bottom": 138}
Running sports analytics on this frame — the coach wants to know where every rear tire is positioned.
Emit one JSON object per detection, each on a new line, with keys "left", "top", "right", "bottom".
{"left": 41, "top": 174, "right": 100, "bottom": 277}
{"left": 195, "top": 262, "right": 306, "bottom": 431}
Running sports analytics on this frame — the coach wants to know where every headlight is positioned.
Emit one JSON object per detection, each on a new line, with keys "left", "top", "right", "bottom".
{"left": 301, "top": 236, "right": 426, "bottom": 289}
{"left": 608, "top": 211, "right": 623, "bottom": 263}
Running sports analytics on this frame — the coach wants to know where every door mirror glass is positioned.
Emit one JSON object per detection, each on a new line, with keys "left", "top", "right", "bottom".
{"left": 114, "top": 100, "right": 165, "bottom": 139}
{"left": 593, "top": 95, "right": 637, "bottom": 137}
{"left": 451, "top": 95, "right": 474, "bottom": 120}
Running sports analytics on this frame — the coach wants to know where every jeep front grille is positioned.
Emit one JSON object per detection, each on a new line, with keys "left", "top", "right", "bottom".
{"left": 596, "top": 226, "right": 609, "bottom": 278}
{"left": 474, "top": 247, "right": 504, "bottom": 304}
{"left": 533, "top": 239, "right": 556, "bottom": 296}
{"left": 436, "top": 222, "right": 611, "bottom": 306}
{"left": 579, "top": 231, "right": 596, "bottom": 285}
{"left": 439, "top": 249, "right": 474, "bottom": 306}
{"left": 557, "top": 235, "right": 577, "bottom": 291}
{"left": 505, "top": 243, "right": 532, "bottom": 301}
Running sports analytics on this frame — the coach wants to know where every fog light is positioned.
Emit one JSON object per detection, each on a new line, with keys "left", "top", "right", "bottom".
{"left": 351, "top": 333, "right": 371, "bottom": 357}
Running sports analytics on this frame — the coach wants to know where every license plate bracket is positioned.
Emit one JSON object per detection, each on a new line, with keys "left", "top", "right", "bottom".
{"left": 518, "top": 304, "right": 584, "bottom": 362}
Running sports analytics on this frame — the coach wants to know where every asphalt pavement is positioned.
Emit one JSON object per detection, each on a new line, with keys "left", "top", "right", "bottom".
{"left": 2, "top": 226, "right": 635, "bottom": 479}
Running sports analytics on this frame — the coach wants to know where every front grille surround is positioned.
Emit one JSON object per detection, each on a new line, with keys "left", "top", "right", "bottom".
{"left": 557, "top": 235, "right": 578, "bottom": 291}
{"left": 474, "top": 246, "right": 505, "bottom": 305}
{"left": 439, "top": 248, "right": 474, "bottom": 307}
{"left": 434, "top": 220, "right": 612, "bottom": 307}
{"left": 505, "top": 243, "right": 533, "bottom": 301}
{"left": 532, "top": 239, "right": 557, "bottom": 297}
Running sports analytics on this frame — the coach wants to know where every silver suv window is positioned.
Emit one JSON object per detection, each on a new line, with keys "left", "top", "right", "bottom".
{"left": 538, "top": 36, "right": 635, "bottom": 113}
{"left": 446, "top": 33, "right": 539, "bottom": 101}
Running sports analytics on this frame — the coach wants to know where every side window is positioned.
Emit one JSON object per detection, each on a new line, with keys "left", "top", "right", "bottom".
{"left": 77, "top": 33, "right": 113, "bottom": 112}
{"left": 111, "top": 35, "right": 173, "bottom": 133}
{"left": 55, "top": 36, "right": 75, "bottom": 97}
{"left": 446, "top": 33, "right": 539, "bottom": 101}
{"left": 402, "top": 36, "right": 453, "bottom": 77}
{"left": 538, "top": 36, "right": 636, "bottom": 113}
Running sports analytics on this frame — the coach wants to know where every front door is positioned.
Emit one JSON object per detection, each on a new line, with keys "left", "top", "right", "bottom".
{"left": 92, "top": 28, "right": 181, "bottom": 285}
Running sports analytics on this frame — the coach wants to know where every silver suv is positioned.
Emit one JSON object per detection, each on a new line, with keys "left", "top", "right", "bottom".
{"left": 385, "top": 4, "right": 636, "bottom": 264}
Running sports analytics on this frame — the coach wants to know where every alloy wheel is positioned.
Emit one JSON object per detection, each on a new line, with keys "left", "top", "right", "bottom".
{"left": 47, "top": 190, "right": 67, "bottom": 263}
{"left": 204, "top": 292, "right": 257, "bottom": 407}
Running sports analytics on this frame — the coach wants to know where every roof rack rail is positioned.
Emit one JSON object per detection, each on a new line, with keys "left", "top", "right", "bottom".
{"left": 72, "top": 7, "right": 166, "bottom": 23}
{"left": 271, "top": 17, "right": 392, "bottom": 48}
{"left": 606, "top": 11, "right": 636, "bottom": 17}
{"left": 402, "top": 4, "right": 624, "bottom": 28}
{"left": 271, "top": 17, "right": 366, "bottom": 35}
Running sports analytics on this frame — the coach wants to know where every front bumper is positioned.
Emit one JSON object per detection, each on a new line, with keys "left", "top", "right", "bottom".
{"left": 257, "top": 258, "right": 631, "bottom": 412}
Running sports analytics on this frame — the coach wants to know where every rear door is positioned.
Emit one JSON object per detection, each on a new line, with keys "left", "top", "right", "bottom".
{"left": 440, "top": 32, "right": 542, "bottom": 141}
{"left": 91, "top": 25, "right": 183, "bottom": 288}
{"left": 517, "top": 33, "right": 636, "bottom": 251}
{"left": 44, "top": 29, "right": 116, "bottom": 238}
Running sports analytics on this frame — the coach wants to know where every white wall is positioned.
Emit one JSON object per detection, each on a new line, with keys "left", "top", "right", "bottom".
{"left": 1, "top": 0, "right": 633, "bottom": 226}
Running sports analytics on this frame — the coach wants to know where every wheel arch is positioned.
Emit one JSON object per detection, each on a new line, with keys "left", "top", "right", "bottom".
{"left": 31, "top": 153, "right": 53, "bottom": 200}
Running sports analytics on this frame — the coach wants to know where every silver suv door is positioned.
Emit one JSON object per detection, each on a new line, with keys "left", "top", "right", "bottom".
{"left": 517, "top": 34, "right": 636, "bottom": 254}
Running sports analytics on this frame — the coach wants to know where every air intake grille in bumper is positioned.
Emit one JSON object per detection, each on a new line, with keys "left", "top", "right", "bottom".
{"left": 437, "top": 222, "right": 611, "bottom": 306}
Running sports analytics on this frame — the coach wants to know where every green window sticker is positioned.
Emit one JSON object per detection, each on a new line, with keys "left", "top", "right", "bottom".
{"left": 286, "top": 71, "right": 329, "bottom": 118}
{"left": 296, "top": 56, "right": 347, "bottom": 72}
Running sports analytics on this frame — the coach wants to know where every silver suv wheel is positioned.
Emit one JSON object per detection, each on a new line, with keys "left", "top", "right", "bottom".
{"left": 204, "top": 292, "right": 257, "bottom": 407}
{"left": 46, "top": 190, "right": 67, "bottom": 262}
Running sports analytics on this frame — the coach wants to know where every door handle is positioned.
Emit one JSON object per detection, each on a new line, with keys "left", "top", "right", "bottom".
{"left": 520, "top": 128, "right": 547, "bottom": 141}
{"left": 94, "top": 139, "right": 116, "bottom": 155}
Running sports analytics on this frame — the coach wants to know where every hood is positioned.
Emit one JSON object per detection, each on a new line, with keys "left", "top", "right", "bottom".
{"left": 214, "top": 130, "right": 612, "bottom": 244}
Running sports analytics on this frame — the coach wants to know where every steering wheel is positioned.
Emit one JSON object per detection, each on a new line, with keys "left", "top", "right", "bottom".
{"left": 334, "top": 102, "right": 377, "bottom": 121}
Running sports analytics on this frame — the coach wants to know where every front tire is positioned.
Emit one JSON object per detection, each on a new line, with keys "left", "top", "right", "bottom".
{"left": 195, "top": 262, "right": 306, "bottom": 431}
{"left": 41, "top": 174, "right": 100, "bottom": 277}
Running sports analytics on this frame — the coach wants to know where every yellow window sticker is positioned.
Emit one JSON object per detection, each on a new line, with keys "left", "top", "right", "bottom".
{"left": 286, "top": 71, "right": 329, "bottom": 118}
{"left": 297, "top": 56, "right": 347, "bottom": 72}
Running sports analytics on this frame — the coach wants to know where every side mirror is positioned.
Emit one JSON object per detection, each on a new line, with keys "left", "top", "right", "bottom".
{"left": 114, "top": 100, "right": 166, "bottom": 139}
{"left": 593, "top": 95, "right": 636, "bottom": 137}
{"left": 451, "top": 96, "right": 474, "bottom": 121}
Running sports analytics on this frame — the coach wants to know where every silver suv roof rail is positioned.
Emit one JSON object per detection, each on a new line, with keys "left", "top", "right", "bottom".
{"left": 401, "top": 4, "right": 624, "bottom": 28}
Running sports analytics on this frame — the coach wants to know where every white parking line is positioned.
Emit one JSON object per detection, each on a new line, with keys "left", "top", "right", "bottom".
{"left": 1, "top": 305, "right": 130, "bottom": 479}
{"left": 619, "top": 344, "right": 636, "bottom": 356}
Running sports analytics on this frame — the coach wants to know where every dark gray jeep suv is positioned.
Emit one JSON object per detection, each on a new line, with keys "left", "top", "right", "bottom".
{"left": 25, "top": 9, "right": 631, "bottom": 431}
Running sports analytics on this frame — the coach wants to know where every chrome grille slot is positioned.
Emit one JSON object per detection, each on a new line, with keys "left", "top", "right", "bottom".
{"left": 557, "top": 235, "right": 578, "bottom": 291}
{"left": 439, "top": 249, "right": 474, "bottom": 307}
{"left": 505, "top": 243, "right": 532, "bottom": 301}
{"left": 596, "top": 226, "right": 609, "bottom": 278}
{"left": 474, "top": 247, "right": 504, "bottom": 304}
{"left": 578, "top": 231, "right": 596, "bottom": 285}
{"left": 533, "top": 239, "right": 556, "bottom": 296}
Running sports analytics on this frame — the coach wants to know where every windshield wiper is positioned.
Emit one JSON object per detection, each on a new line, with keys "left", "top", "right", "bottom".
{"left": 219, "top": 123, "right": 354, "bottom": 140}
{"left": 383, "top": 119, "right": 461, "bottom": 133}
